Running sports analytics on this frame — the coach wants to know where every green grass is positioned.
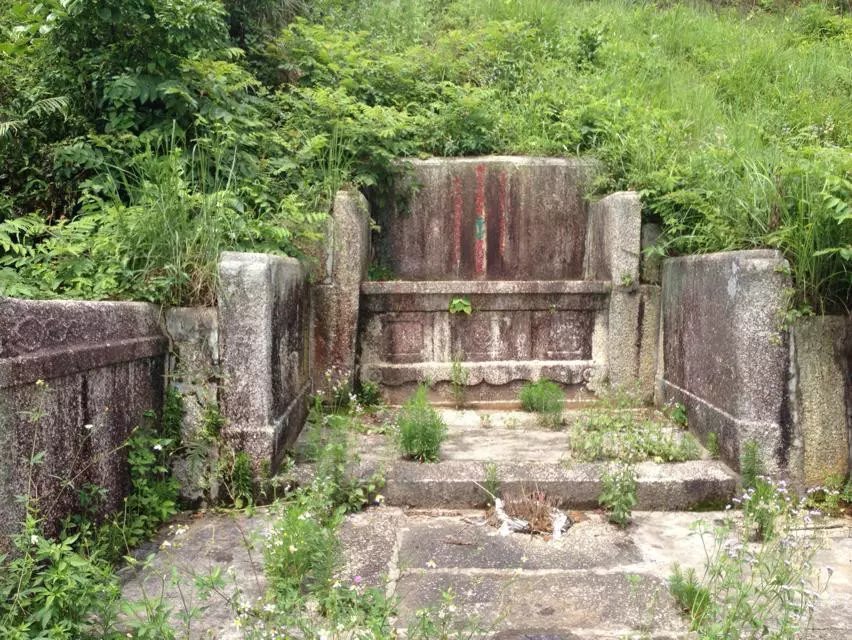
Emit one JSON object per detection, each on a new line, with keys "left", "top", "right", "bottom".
{"left": 519, "top": 378, "right": 565, "bottom": 425}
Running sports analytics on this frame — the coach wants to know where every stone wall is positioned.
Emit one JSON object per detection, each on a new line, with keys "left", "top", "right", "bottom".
{"left": 657, "top": 250, "right": 851, "bottom": 486}
{"left": 0, "top": 298, "right": 166, "bottom": 548}
{"left": 361, "top": 159, "right": 647, "bottom": 403}
{"left": 218, "top": 252, "right": 311, "bottom": 470}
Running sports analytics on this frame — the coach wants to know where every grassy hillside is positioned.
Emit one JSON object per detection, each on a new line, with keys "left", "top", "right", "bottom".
{"left": 1, "top": 1, "right": 849, "bottom": 311}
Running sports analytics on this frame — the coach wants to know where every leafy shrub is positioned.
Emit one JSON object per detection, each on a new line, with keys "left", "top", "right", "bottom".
{"left": 519, "top": 379, "right": 564, "bottom": 416}
{"left": 397, "top": 385, "right": 447, "bottom": 462}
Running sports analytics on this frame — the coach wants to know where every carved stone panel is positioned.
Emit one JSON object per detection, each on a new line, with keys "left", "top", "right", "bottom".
{"left": 530, "top": 310, "right": 594, "bottom": 360}
{"left": 384, "top": 318, "right": 427, "bottom": 364}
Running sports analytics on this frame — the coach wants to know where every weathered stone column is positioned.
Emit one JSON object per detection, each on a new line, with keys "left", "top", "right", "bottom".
{"left": 584, "top": 191, "right": 642, "bottom": 391}
{"left": 164, "top": 307, "right": 220, "bottom": 504}
{"left": 789, "top": 315, "right": 851, "bottom": 487}
{"left": 312, "top": 189, "right": 371, "bottom": 392}
{"left": 218, "top": 252, "right": 311, "bottom": 470}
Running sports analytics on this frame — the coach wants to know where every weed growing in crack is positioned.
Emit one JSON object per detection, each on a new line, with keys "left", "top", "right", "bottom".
{"left": 705, "top": 432, "right": 720, "bottom": 459}
{"left": 740, "top": 439, "right": 765, "bottom": 490}
{"left": 805, "top": 473, "right": 852, "bottom": 517}
{"left": 599, "top": 463, "right": 637, "bottom": 527}
{"left": 450, "top": 355, "right": 469, "bottom": 409}
{"left": 397, "top": 385, "right": 447, "bottom": 462}
{"left": 483, "top": 462, "right": 500, "bottom": 504}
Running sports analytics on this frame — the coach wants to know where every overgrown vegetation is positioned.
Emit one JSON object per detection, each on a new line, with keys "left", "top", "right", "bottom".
{"left": 0, "top": 383, "right": 181, "bottom": 637}
{"left": 570, "top": 408, "right": 702, "bottom": 463}
{"left": 2, "top": 1, "right": 849, "bottom": 311}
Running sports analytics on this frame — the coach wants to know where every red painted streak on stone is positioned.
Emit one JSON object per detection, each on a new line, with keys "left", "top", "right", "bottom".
{"left": 498, "top": 170, "right": 508, "bottom": 260}
{"left": 474, "top": 164, "right": 487, "bottom": 276}
{"left": 452, "top": 176, "right": 463, "bottom": 273}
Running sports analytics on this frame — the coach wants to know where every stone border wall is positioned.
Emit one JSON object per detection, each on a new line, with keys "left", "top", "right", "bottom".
{"left": 0, "top": 298, "right": 167, "bottom": 549}
{"left": 657, "top": 250, "right": 851, "bottom": 487}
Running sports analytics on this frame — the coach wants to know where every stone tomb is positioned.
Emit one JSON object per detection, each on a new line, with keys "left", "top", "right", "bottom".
{"left": 359, "top": 157, "right": 647, "bottom": 403}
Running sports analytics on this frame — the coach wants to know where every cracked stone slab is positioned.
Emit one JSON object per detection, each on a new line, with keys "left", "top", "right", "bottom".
{"left": 397, "top": 512, "right": 640, "bottom": 571}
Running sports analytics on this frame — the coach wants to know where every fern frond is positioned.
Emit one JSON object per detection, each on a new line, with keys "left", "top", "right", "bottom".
{"left": 25, "top": 96, "right": 69, "bottom": 119}
{"left": 0, "top": 119, "right": 26, "bottom": 138}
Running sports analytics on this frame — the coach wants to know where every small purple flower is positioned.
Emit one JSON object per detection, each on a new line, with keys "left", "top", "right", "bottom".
{"left": 353, "top": 575, "right": 363, "bottom": 585}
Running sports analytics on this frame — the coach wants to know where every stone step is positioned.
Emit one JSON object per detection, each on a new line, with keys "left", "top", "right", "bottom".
{"left": 379, "top": 458, "right": 736, "bottom": 510}
{"left": 340, "top": 508, "right": 852, "bottom": 639}
{"left": 326, "top": 407, "right": 735, "bottom": 510}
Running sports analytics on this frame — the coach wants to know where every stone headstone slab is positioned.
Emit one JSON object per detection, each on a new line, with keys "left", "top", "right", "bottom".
{"left": 377, "top": 157, "right": 600, "bottom": 281}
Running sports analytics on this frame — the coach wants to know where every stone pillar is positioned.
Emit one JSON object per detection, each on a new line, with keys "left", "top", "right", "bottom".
{"left": 584, "top": 191, "right": 642, "bottom": 390}
{"left": 218, "top": 252, "right": 311, "bottom": 470}
{"left": 312, "top": 189, "right": 371, "bottom": 392}
{"left": 789, "top": 315, "right": 850, "bottom": 488}
{"left": 164, "top": 307, "right": 220, "bottom": 504}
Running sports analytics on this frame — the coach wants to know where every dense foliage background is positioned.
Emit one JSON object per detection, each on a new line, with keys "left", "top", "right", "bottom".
{"left": 1, "top": 0, "right": 850, "bottom": 311}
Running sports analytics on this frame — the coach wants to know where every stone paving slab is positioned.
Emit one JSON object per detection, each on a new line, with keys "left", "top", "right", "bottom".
{"left": 394, "top": 571, "right": 685, "bottom": 634}
{"left": 119, "top": 510, "right": 273, "bottom": 640}
{"left": 340, "top": 508, "right": 852, "bottom": 638}
{"left": 336, "top": 506, "right": 404, "bottom": 588}
{"left": 397, "top": 513, "right": 641, "bottom": 571}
